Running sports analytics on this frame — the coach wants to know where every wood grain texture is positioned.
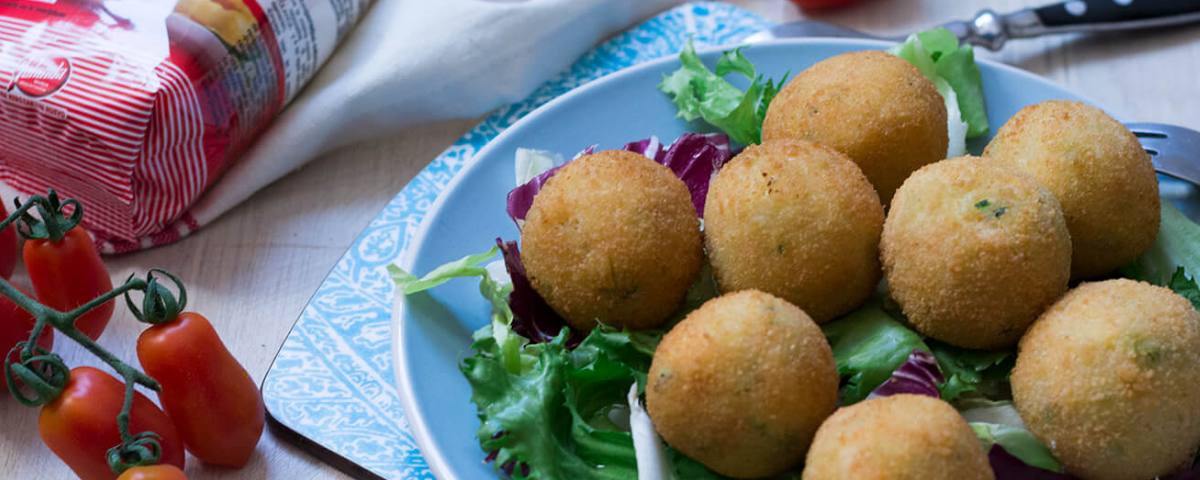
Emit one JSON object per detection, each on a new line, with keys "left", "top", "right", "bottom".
{"left": 1, "top": 1, "right": 1196, "bottom": 478}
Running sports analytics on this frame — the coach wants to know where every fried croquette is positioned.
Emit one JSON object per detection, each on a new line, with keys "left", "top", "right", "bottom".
{"left": 762, "top": 50, "right": 948, "bottom": 204}
{"left": 984, "top": 101, "right": 1159, "bottom": 279}
{"left": 522, "top": 150, "right": 703, "bottom": 331}
{"left": 802, "top": 394, "right": 995, "bottom": 480}
{"left": 1011, "top": 279, "right": 1200, "bottom": 480}
{"left": 646, "top": 290, "right": 838, "bottom": 478}
{"left": 881, "top": 156, "right": 1071, "bottom": 349}
{"left": 704, "top": 139, "right": 884, "bottom": 323}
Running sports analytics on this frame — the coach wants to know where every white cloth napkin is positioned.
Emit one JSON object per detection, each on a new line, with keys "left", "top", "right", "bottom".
{"left": 186, "top": 0, "right": 683, "bottom": 229}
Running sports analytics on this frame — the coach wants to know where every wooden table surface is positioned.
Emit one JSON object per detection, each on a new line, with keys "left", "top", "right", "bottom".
{"left": 2, "top": 0, "right": 1197, "bottom": 478}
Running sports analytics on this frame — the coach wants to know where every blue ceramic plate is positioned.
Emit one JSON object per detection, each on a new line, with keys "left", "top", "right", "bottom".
{"left": 393, "top": 38, "right": 1102, "bottom": 480}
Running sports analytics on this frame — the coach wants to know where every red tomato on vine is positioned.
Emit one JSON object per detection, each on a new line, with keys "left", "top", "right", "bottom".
{"left": 137, "top": 312, "right": 265, "bottom": 467}
{"left": 24, "top": 220, "right": 114, "bottom": 341}
{"left": 117, "top": 465, "right": 189, "bottom": 480}
{"left": 39, "top": 367, "right": 186, "bottom": 480}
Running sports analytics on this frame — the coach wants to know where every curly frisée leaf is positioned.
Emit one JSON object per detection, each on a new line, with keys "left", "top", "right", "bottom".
{"left": 658, "top": 39, "right": 788, "bottom": 146}
{"left": 464, "top": 330, "right": 637, "bottom": 480}
{"left": 458, "top": 262, "right": 732, "bottom": 479}
{"left": 929, "top": 341, "right": 1015, "bottom": 403}
{"left": 463, "top": 323, "right": 743, "bottom": 480}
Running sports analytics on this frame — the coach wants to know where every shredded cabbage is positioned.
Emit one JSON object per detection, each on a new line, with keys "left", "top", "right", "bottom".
{"left": 514, "top": 148, "right": 562, "bottom": 186}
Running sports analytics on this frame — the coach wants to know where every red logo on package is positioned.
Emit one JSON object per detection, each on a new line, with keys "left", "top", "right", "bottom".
{"left": 8, "top": 55, "right": 71, "bottom": 98}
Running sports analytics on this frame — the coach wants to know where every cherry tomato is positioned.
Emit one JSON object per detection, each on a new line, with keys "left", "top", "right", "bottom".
{"left": 0, "top": 202, "right": 17, "bottom": 279}
{"left": 24, "top": 226, "right": 114, "bottom": 340}
{"left": 39, "top": 367, "right": 185, "bottom": 480}
{"left": 116, "top": 465, "right": 189, "bottom": 480}
{"left": 137, "top": 312, "right": 264, "bottom": 467}
{"left": 1, "top": 285, "right": 53, "bottom": 391}
{"left": 787, "top": 0, "right": 867, "bottom": 8}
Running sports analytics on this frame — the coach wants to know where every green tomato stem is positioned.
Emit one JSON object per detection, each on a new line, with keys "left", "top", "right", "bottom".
{"left": 0, "top": 193, "right": 184, "bottom": 472}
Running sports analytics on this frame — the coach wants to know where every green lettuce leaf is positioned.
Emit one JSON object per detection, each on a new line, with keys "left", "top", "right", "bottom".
{"left": 565, "top": 352, "right": 641, "bottom": 473}
{"left": 914, "top": 28, "right": 989, "bottom": 138}
{"left": 1122, "top": 263, "right": 1200, "bottom": 311}
{"left": 1121, "top": 202, "right": 1200, "bottom": 311}
{"left": 457, "top": 261, "right": 745, "bottom": 480}
{"left": 821, "top": 306, "right": 930, "bottom": 405}
{"left": 889, "top": 34, "right": 969, "bottom": 158}
{"left": 464, "top": 322, "right": 746, "bottom": 480}
{"left": 665, "top": 445, "right": 800, "bottom": 480}
{"left": 1124, "top": 203, "right": 1200, "bottom": 284}
{"left": 1168, "top": 267, "right": 1200, "bottom": 310}
{"left": 659, "top": 39, "right": 787, "bottom": 146}
{"left": 389, "top": 247, "right": 501, "bottom": 295}
{"left": 390, "top": 247, "right": 525, "bottom": 372}
{"left": 930, "top": 341, "right": 1015, "bottom": 403}
{"left": 971, "top": 422, "right": 1062, "bottom": 472}
{"left": 571, "top": 326, "right": 657, "bottom": 393}
{"left": 465, "top": 329, "right": 638, "bottom": 480}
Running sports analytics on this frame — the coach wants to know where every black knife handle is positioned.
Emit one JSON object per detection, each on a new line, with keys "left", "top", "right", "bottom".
{"left": 1035, "top": 0, "right": 1200, "bottom": 27}
{"left": 945, "top": 0, "right": 1200, "bottom": 50}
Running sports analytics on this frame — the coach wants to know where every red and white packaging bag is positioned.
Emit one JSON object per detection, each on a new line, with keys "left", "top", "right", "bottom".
{"left": 0, "top": 0, "right": 367, "bottom": 252}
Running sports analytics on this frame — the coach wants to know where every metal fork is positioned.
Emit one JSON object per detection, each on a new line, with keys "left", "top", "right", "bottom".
{"left": 1128, "top": 123, "right": 1200, "bottom": 189}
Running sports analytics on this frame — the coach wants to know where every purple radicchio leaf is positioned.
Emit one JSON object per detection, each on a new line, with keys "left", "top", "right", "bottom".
{"left": 505, "top": 163, "right": 567, "bottom": 230}
{"left": 504, "top": 133, "right": 732, "bottom": 227}
{"left": 495, "top": 238, "right": 582, "bottom": 349}
{"left": 867, "top": 349, "right": 944, "bottom": 400}
{"left": 621, "top": 136, "right": 665, "bottom": 161}
{"left": 989, "top": 445, "right": 1076, "bottom": 480}
{"left": 658, "top": 132, "right": 730, "bottom": 217}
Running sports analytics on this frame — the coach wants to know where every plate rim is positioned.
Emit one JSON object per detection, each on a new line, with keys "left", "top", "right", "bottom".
{"left": 391, "top": 36, "right": 1108, "bottom": 480}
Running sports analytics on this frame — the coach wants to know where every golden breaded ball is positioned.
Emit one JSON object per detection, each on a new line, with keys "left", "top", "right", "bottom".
{"left": 762, "top": 50, "right": 948, "bottom": 204}
{"left": 522, "top": 150, "right": 702, "bottom": 331}
{"left": 1012, "top": 279, "right": 1200, "bottom": 480}
{"left": 647, "top": 290, "right": 838, "bottom": 478}
{"left": 984, "top": 101, "right": 1159, "bottom": 279}
{"left": 705, "top": 139, "right": 884, "bottom": 323}
{"left": 881, "top": 156, "right": 1071, "bottom": 349}
{"left": 802, "top": 394, "right": 995, "bottom": 480}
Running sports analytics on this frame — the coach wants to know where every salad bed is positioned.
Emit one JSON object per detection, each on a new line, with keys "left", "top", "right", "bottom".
{"left": 391, "top": 30, "right": 1200, "bottom": 480}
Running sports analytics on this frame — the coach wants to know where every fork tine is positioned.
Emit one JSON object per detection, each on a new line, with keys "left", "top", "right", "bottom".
{"left": 1127, "top": 122, "right": 1200, "bottom": 187}
{"left": 1128, "top": 122, "right": 1200, "bottom": 141}
{"left": 1126, "top": 123, "right": 1169, "bottom": 138}
{"left": 1125, "top": 122, "right": 1200, "bottom": 159}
